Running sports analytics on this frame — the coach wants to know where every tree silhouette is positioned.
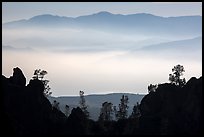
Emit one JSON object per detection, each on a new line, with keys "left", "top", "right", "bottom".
{"left": 98, "top": 102, "right": 113, "bottom": 121}
{"left": 113, "top": 105, "right": 117, "bottom": 120}
{"left": 32, "top": 69, "right": 52, "bottom": 96}
{"left": 33, "top": 69, "right": 47, "bottom": 80}
{"left": 130, "top": 102, "right": 141, "bottom": 118}
{"left": 169, "top": 64, "right": 186, "bottom": 87}
{"left": 52, "top": 100, "right": 60, "bottom": 110}
{"left": 148, "top": 84, "right": 158, "bottom": 93}
{"left": 64, "top": 105, "right": 70, "bottom": 117}
{"left": 79, "top": 91, "right": 89, "bottom": 118}
{"left": 2, "top": 66, "right": 202, "bottom": 135}
{"left": 115, "top": 95, "right": 129, "bottom": 120}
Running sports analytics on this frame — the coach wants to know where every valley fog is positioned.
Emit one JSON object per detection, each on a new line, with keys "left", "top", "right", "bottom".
{"left": 2, "top": 23, "right": 202, "bottom": 96}
{"left": 2, "top": 50, "right": 202, "bottom": 97}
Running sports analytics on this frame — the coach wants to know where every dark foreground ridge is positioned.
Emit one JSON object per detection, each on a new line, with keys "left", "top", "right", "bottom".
{"left": 2, "top": 67, "right": 202, "bottom": 135}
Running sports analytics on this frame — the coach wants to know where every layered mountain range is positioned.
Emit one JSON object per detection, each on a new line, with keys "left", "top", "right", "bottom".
{"left": 2, "top": 11, "right": 202, "bottom": 52}
{"left": 3, "top": 11, "right": 201, "bottom": 36}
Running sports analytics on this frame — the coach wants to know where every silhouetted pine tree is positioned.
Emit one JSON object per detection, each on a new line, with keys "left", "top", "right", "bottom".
{"left": 64, "top": 105, "right": 70, "bottom": 117}
{"left": 148, "top": 84, "right": 158, "bottom": 93}
{"left": 32, "top": 69, "right": 52, "bottom": 96}
{"left": 114, "top": 95, "right": 129, "bottom": 120}
{"left": 52, "top": 100, "right": 60, "bottom": 110}
{"left": 98, "top": 102, "right": 113, "bottom": 121}
{"left": 79, "top": 91, "right": 89, "bottom": 118}
{"left": 130, "top": 102, "right": 141, "bottom": 118}
{"left": 169, "top": 64, "right": 186, "bottom": 87}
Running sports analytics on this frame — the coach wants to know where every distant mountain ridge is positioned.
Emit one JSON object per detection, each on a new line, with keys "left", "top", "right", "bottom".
{"left": 3, "top": 11, "right": 202, "bottom": 36}
{"left": 137, "top": 36, "right": 202, "bottom": 51}
{"left": 47, "top": 93, "right": 145, "bottom": 120}
{"left": 2, "top": 45, "right": 34, "bottom": 52}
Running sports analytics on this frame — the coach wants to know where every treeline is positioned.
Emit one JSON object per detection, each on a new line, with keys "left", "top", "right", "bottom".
{"left": 2, "top": 65, "right": 202, "bottom": 135}
{"left": 52, "top": 91, "right": 141, "bottom": 121}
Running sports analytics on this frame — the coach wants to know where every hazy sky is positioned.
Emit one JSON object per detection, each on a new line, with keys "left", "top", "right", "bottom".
{"left": 2, "top": 2, "right": 202, "bottom": 23}
{"left": 2, "top": 2, "right": 202, "bottom": 97}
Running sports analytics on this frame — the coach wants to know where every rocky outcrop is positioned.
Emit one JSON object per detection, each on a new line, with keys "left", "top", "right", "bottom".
{"left": 139, "top": 76, "right": 202, "bottom": 135}
{"left": 8, "top": 67, "right": 26, "bottom": 86}
{"left": 2, "top": 67, "right": 202, "bottom": 135}
{"left": 177, "top": 77, "right": 202, "bottom": 135}
{"left": 2, "top": 68, "right": 67, "bottom": 135}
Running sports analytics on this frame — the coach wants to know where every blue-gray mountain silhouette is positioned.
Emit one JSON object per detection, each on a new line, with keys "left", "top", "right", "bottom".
{"left": 48, "top": 93, "right": 145, "bottom": 121}
{"left": 138, "top": 36, "right": 202, "bottom": 51}
{"left": 2, "top": 45, "right": 34, "bottom": 52}
{"left": 3, "top": 11, "right": 201, "bottom": 36}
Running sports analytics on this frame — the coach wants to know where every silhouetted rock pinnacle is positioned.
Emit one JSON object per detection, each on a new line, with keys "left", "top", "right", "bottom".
{"left": 8, "top": 67, "right": 26, "bottom": 86}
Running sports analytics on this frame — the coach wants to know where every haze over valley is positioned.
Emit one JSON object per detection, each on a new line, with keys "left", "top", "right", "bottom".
{"left": 2, "top": 3, "right": 202, "bottom": 135}
{"left": 2, "top": 4, "right": 202, "bottom": 97}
